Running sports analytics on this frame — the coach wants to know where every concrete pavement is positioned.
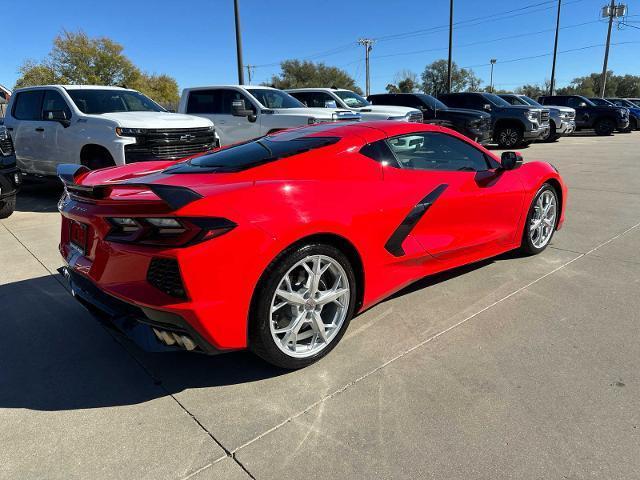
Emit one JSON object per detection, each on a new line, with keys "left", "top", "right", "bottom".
{"left": 1, "top": 132, "right": 639, "bottom": 479}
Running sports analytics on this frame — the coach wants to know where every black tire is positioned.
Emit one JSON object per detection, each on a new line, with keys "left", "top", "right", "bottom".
{"left": 495, "top": 125, "right": 524, "bottom": 148}
{"left": 631, "top": 117, "right": 638, "bottom": 131}
{"left": 0, "top": 194, "right": 16, "bottom": 219}
{"left": 519, "top": 183, "right": 558, "bottom": 256}
{"left": 594, "top": 118, "right": 615, "bottom": 136}
{"left": 249, "top": 243, "right": 357, "bottom": 369}
{"left": 541, "top": 122, "right": 557, "bottom": 143}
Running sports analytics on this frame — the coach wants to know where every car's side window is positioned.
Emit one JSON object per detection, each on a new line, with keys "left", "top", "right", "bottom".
{"left": 12, "top": 90, "right": 44, "bottom": 120}
{"left": 386, "top": 132, "right": 490, "bottom": 172}
{"left": 42, "top": 90, "right": 72, "bottom": 120}
{"left": 567, "top": 97, "right": 582, "bottom": 108}
{"left": 360, "top": 140, "right": 401, "bottom": 168}
{"left": 186, "top": 90, "right": 224, "bottom": 114}
{"left": 225, "top": 90, "right": 256, "bottom": 114}
{"left": 299, "top": 92, "right": 336, "bottom": 108}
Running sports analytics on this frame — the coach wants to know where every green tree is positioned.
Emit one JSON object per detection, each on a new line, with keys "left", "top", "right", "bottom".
{"left": 267, "top": 60, "right": 362, "bottom": 94}
{"left": 420, "top": 60, "right": 481, "bottom": 96}
{"left": 386, "top": 70, "right": 419, "bottom": 93}
{"left": 515, "top": 83, "right": 546, "bottom": 98}
{"left": 14, "top": 30, "right": 179, "bottom": 104}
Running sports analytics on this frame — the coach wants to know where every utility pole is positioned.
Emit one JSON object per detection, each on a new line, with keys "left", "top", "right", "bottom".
{"left": 549, "top": 0, "right": 562, "bottom": 95}
{"left": 233, "top": 0, "right": 245, "bottom": 85}
{"left": 358, "top": 38, "right": 375, "bottom": 96}
{"left": 600, "top": 1, "right": 627, "bottom": 97}
{"left": 489, "top": 59, "right": 497, "bottom": 93}
{"left": 245, "top": 65, "right": 255, "bottom": 84}
{"left": 447, "top": 0, "right": 454, "bottom": 93}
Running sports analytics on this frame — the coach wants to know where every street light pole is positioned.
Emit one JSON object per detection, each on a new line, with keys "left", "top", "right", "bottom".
{"left": 549, "top": 0, "right": 562, "bottom": 95}
{"left": 489, "top": 59, "right": 497, "bottom": 93}
{"left": 234, "top": 0, "right": 245, "bottom": 85}
{"left": 447, "top": 0, "right": 454, "bottom": 93}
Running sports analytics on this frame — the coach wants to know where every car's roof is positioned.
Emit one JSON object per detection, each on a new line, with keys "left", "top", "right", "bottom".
{"left": 268, "top": 120, "right": 445, "bottom": 142}
{"left": 184, "top": 85, "right": 279, "bottom": 91}
{"left": 287, "top": 88, "right": 352, "bottom": 93}
{"left": 15, "top": 85, "right": 134, "bottom": 92}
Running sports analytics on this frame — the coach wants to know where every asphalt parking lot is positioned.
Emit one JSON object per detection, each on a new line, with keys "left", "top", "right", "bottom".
{"left": 1, "top": 132, "right": 640, "bottom": 479}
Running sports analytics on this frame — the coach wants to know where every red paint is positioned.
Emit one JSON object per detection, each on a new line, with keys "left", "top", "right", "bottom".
{"left": 59, "top": 121, "right": 567, "bottom": 351}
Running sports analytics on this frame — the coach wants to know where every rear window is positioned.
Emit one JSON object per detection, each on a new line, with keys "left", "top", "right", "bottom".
{"left": 166, "top": 136, "right": 340, "bottom": 173}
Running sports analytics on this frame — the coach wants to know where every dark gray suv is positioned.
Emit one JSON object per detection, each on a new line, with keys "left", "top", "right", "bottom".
{"left": 438, "top": 92, "right": 550, "bottom": 148}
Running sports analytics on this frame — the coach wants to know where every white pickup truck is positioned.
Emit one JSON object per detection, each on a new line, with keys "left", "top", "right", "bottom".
{"left": 4, "top": 85, "right": 216, "bottom": 175}
{"left": 286, "top": 88, "right": 423, "bottom": 123}
{"left": 178, "top": 85, "right": 360, "bottom": 146}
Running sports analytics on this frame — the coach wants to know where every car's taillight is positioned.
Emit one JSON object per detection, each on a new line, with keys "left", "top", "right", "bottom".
{"left": 105, "top": 217, "right": 236, "bottom": 247}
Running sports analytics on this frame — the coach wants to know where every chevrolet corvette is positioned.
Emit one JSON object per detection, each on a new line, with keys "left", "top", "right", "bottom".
{"left": 57, "top": 121, "right": 566, "bottom": 369}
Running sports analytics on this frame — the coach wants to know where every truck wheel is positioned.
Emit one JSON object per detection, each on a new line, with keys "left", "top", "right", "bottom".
{"left": 81, "top": 146, "right": 116, "bottom": 170}
{"left": 496, "top": 126, "right": 523, "bottom": 148}
{"left": 630, "top": 117, "right": 638, "bottom": 131}
{"left": 0, "top": 194, "right": 16, "bottom": 219}
{"left": 594, "top": 118, "right": 615, "bottom": 136}
{"left": 541, "top": 122, "right": 557, "bottom": 142}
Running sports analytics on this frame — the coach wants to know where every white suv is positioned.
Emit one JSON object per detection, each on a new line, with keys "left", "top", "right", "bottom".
{"left": 4, "top": 85, "right": 216, "bottom": 175}
{"left": 178, "top": 85, "right": 360, "bottom": 146}
{"left": 286, "top": 88, "right": 423, "bottom": 123}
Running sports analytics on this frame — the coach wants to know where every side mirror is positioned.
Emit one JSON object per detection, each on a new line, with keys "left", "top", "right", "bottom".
{"left": 231, "top": 99, "right": 254, "bottom": 117}
{"left": 44, "top": 110, "right": 71, "bottom": 127}
{"left": 578, "top": 102, "right": 587, "bottom": 108}
{"left": 500, "top": 151, "right": 523, "bottom": 170}
{"left": 483, "top": 104, "right": 492, "bottom": 112}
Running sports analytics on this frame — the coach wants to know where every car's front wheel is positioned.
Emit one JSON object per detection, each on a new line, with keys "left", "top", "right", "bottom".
{"left": 496, "top": 126, "right": 523, "bottom": 148}
{"left": 250, "top": 243, "right": 356, "bottom": 369}
{"left": 520, "top": 183, "right": 558, "bottom": 255}
{"left": 0, "top": 194, "right": 16, "bottom": 219}
{"left": 594, "top": 118, "right": 615, "bottom": 136}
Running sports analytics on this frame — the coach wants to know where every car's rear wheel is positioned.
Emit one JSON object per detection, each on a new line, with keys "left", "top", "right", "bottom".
{"left": 0, "top": 194, "right": 16, "bottom": 219}
{"left": 520, "top": 184, "right": 558, "bottom": 255}
{"left": 250, "top": 244, "right": 356, "bottom": 369}
{"left": 594, "top": 118, "right": 615, "bottom": 136}
{"left": 496, "top": 126, "right": 523, "bottom": 148}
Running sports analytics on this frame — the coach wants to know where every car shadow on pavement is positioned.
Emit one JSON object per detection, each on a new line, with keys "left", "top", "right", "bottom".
{"left": 0, "top": 274, "right": 286, "bottom": 412}
{"left": 15, "top": 177, "right": 62, "bottom": 213}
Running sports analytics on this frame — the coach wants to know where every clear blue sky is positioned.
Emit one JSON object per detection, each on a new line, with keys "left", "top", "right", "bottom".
{"left": 2, "top": 0, "right": 639, "bottom": 94}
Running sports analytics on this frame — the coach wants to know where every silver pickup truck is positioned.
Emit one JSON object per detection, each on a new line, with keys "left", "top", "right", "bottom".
{"left": 499, "top": 94, "right": 575, "bottom": 142}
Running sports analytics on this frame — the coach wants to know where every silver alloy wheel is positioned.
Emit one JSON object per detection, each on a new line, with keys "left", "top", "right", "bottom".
{"left": 269, "top": 254, "right": 350, "bottom": 358}
{"left": 499, "top": 128, "right": 519, "bottom": 147}
{"left": 529, "top": 190, "right": 557, "bottom": 248}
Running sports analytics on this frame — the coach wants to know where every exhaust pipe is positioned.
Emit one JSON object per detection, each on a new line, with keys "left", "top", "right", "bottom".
{"left": 152, "top": 328, "right": 197, "bottom": 351}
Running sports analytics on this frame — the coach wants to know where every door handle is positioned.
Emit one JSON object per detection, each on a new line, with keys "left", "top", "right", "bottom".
{"left": 35, "top": 127, "right": 45, "bottom": 132}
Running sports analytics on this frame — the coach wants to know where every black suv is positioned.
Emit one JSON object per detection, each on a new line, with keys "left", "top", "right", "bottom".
{"left": 538, "top": 95, "right": 629, "bottom": 136}
{"left": 367, "top": 93, "right": 492, "bottom": 144}
{"left": 438, "top": 92, "right": 550, "bottom": 148}
{"left": 0, "top": 125, "right": 20, "bottom": 218}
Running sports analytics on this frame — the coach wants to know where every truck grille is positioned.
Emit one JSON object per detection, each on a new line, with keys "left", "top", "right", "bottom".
{"left": 0, "top": 134, "right": 14, "bottom": 156}
{"left": 124, "top": 127, "right": 215, "bottom": 163}
{"left": 147, "top": 257, "right": 187, "bottom": 299}
{"left": 407, "top": 112, "right": 423, "bottom": 123}
{"left": 541, "top": 110, "right": 550, "bottom": 123}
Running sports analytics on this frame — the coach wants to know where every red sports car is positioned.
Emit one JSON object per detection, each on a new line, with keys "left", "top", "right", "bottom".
{"left": 58, "top": 121, "right": 566, "bottom": 369}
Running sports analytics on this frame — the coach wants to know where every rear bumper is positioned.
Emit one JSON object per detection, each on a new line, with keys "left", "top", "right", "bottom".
{"left": 59, "top": 266, "right": 223, "bottom": 354}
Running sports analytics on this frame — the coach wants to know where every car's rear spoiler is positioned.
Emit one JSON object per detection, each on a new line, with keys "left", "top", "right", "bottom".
{"left": 56, "top": 164, "right": 203, "bottom": 210}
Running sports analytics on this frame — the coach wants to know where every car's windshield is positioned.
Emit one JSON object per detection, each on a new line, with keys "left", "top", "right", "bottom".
{"left": 519, "top": 96, "right": 543, "bottom": 107}
{"left": 245, "top": 88, "right": 304, "bottom": 109}
{"left": 482, "top": 93, "right": 512, "bottom": 107}
{"left": 589, "top": 98, "right": 613, "bottom": 106}
{"left": 416, "top": 94, "right": 448, "bottom": 110}
{"left": 610, "top": 99, "right": 636, "bottom": 108}
{"left": 67, "top": 89, "right": 165, "bottom": 114}
{"left": 335, "top": 90, "right": 370, "bottom": 108}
